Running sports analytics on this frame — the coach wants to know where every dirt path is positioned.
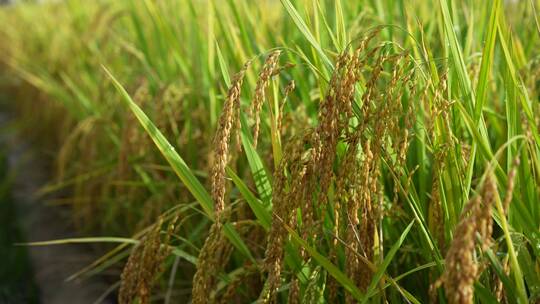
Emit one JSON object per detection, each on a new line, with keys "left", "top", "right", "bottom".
{"left": 1, "top": 112, "right": 116, "bottom": 304}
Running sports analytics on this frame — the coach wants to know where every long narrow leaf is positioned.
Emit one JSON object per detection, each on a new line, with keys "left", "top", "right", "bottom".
{"left": 103, "top": 66, "right": 215, "bottom": 219}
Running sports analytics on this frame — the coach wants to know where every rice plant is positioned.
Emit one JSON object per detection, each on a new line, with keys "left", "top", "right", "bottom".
{"left": 1, "top": 0, "right": 539, "bottom": 303}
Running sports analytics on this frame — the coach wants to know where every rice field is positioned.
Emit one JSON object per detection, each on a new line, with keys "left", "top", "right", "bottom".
{"left": 1, "top": 0, "right": 540, "bottom": 303}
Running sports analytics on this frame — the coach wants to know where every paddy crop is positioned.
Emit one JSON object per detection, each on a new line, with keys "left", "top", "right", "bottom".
{"left": 1, "top": 0, "right": 539, "bottom": 303}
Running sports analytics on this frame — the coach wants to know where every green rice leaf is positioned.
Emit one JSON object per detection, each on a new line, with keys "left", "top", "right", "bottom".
{"left": 227, "top": 166, "right": 272, "bottom": 230}
{"left": 280, "top": 0, "right": 332, "bottom": 68}
{"left": 18, "top": 237, "right": 139, "bottom": 246}
{"left": 286, "top": 225, "right": 364, "bottom": 301}
{"left": 103, "top": 66, "right": 215, "bottom": 219}
{"left": 361, "top": 220, "right": 414, "bottom": 304}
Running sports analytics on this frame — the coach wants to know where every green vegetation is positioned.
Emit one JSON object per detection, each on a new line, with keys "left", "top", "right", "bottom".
{"left": 0, "top": 0, "right": 539, "bottom": 303}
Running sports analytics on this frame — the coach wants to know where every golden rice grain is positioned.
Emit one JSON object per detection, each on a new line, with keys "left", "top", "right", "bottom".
{"left": 251, "top": 50, "right": 281, "bottom": 147}
{"left": 435, "top": 176, "right": 497, "bottom": 304}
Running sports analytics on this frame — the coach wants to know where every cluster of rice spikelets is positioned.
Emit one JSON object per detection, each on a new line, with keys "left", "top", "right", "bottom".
{"left": 251, "top": 50, "right": 281, "bottom": 147}
{"left": 276, "top": 80, "right": 296, "bottom": 136}
{"left": 340, "top": 49, "right": 416, "bottom": 301}
{"left": 210, "top": 60, "right": 252, "bottom": 215}
{"left": 119, "top": 215, "right": 179, "bottom": 304}
{"left": 257, "top": 29, "right": 418, "bottom": 302}
{"left": 193, "top": 51, "right": 287, "bottom": 303}
{"left": 261, "top": 133, "right": 313, "bottom": 303}
{"left": 425, "top": 72, "right": 452, "bottom": 251}
{"left": 302, "top": 266, "right": 325, "bottom": 303}
{"left": 191, "top": 219, "right": 234, "bottom": 304}
{"left": 304, "top": 37, "right": 415, "bottom": 302}
{"left": 191, "top": 60, "right": 251, "bottom": 304}
{"left": 435, "top": 176, "right": 497, "bottom": 304}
